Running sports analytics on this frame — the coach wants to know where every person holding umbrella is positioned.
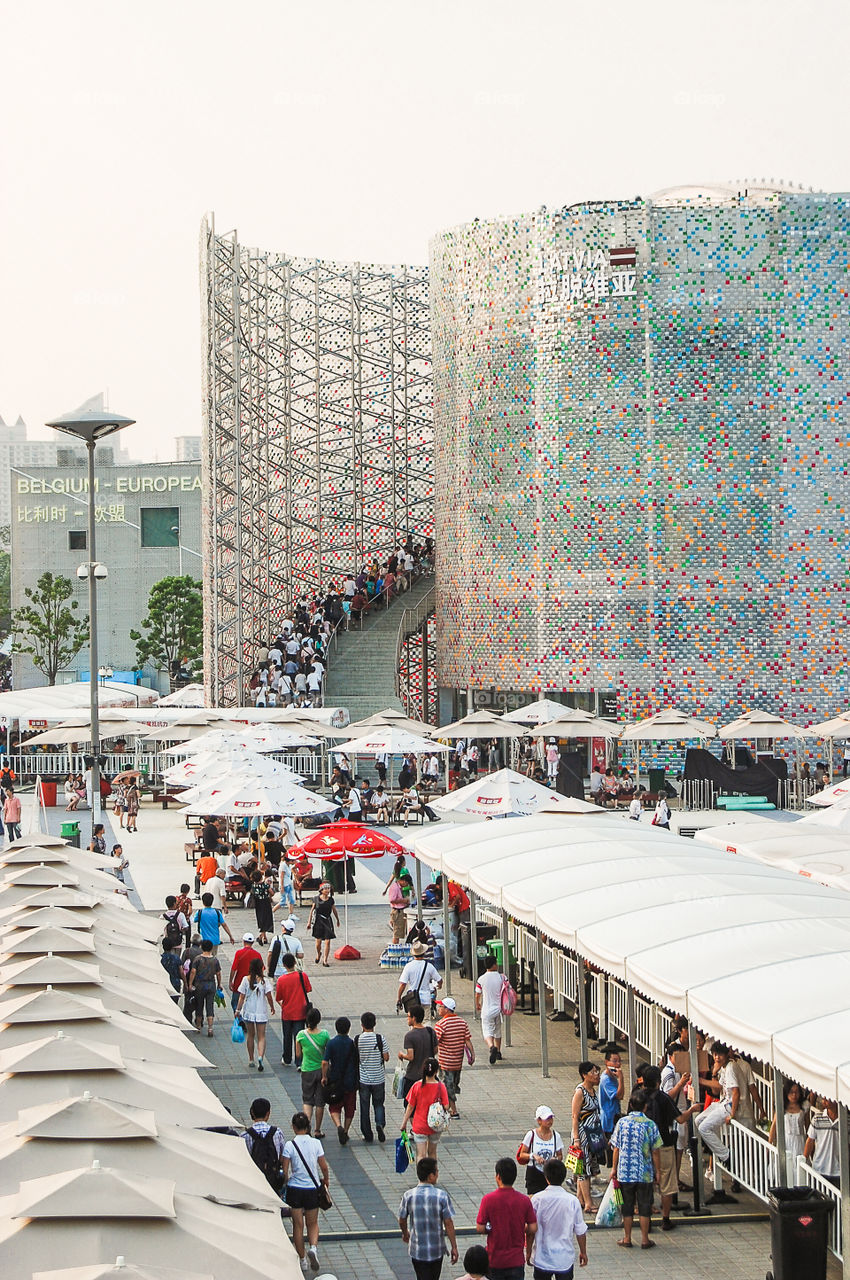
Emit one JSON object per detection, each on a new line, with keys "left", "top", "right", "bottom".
{"left": 307, "top": 882, "right": 340, "bottom": 966}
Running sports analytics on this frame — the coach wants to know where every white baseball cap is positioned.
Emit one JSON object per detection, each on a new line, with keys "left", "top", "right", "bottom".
{"left": 535, "top": 1105, "right": 554, "bottom": 1120}
{"left": 438, "top": 997, "right": 456, "bottom": 1011}
{"left": 242, "top": 932, "right": 255, "bottom": 943}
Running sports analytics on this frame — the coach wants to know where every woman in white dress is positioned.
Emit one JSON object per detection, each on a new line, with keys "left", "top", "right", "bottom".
{"left": 235, "top": 957, "right": 275, "bottom": 1072}
{"left": 769, "top": 1080, "right": 808, "bottom": 1182}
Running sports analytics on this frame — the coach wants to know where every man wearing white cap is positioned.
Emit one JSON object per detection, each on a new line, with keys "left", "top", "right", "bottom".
{"left": 434, "top": 998, "right": 473, "bottom": 1118}
{"left": 268, "top": 916, "right": 304, "bottom": 979}
{"left": 397, "top": 941, "right": 442, "bottom": 1013}
{"left": 229, "top": 932, "right": 262, "bottom": 1013}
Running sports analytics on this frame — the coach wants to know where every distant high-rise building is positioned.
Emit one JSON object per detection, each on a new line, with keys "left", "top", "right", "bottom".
{"left": 175, "top": 435, "right": 201, "bottom": 462}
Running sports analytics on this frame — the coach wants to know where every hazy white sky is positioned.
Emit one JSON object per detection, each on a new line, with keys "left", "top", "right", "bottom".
{"left": 1, "top": 0, "right": 846, "bottom": 459}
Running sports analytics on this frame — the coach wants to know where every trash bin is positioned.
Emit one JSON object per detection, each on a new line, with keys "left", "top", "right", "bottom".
{"left": 767, "top": 1186, "right": 834, "bottom": 1280}
{"left": 60, "top": 821, "right": 81, "bottom": 849}
{"left": 40, "top": 781, "right": 57, "bottom": 807}
{"left": 486, "top": 939, "right": 516, "bottom": 970}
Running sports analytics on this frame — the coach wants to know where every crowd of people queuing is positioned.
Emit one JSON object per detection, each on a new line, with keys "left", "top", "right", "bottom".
{"left": 245, "top": 538, "right": 434, "bottom": 709}
{"left": 153, "top": 816, "right": 844, "bottom": 1279}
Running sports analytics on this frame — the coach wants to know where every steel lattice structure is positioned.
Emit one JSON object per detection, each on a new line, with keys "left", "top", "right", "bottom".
{"left": 201, "top": 217, "right": 433, "bottom": 705}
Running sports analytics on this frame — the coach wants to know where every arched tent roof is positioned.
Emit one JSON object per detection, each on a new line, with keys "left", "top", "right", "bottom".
{"left": 412, "top": 814, "right": 850, "bottom": 1102}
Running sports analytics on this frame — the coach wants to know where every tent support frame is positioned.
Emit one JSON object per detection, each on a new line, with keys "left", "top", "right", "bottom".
{"left": 840, "top": 1103, "right": 850, "bottom": 1280}
{"left": 536, "top": 930, "right": 549, "bottom": 1078}
{"left": 469, "top": 890, "right": 479, "bottom": 1020}
{"left": 773, "top": 1067, "right": 788, "bottom": 1188}
{"left": 577, "top": 958, "right": 589, "bottom": 1061}
{"left": 501, "top": 908, "right": 512, "bottom": 1048}
{"left": 442, "top": 878, "right": 452, "bottom": 997}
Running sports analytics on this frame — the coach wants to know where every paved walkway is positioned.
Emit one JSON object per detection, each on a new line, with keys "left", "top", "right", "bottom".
{"left": 192, "top": 897, "right": 794, "bottom": 1280}
{"left": 24, "top": 793, "right": 840, "bottom": 1278}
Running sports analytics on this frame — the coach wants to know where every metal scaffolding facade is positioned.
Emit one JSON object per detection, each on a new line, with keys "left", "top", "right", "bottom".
{"left": 201, "top": 217, "right": 433, "bottom": 705}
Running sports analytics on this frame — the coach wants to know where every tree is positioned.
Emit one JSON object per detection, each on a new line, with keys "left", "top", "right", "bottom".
{"left": 12, "top": 571, "right": 89, "bottom": 684}
{"left": 131, "top": 575, "right": 203, "bottom": 689}
{"left": 0, "top": 525, "right": 11, "bottom": 637}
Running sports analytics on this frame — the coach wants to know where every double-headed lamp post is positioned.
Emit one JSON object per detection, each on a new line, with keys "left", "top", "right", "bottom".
{"left": 46, "top": 401, "right": 135, "bottom": 833}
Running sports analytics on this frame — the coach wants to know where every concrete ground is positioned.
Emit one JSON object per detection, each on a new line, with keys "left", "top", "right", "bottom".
{"left": 24, "top": 790, "right": 840, "bottom": 1280}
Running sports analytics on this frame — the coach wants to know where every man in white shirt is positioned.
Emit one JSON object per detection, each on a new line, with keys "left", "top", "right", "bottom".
{"left": 268, "top": 645, "right": 282, "bottom": 667}
{"left": 397, "top": 941, "right": 442, "bottom": 1010}
{"left": 206, "top": 868, "right": 228, "bottom": 913}
{"left": 804, "top": 1101, "right": 840, "bottom": 1187}
{"left": 475, "top": 954, "right": 506, "bottom": 1065}
{"left": 589, "top": 768, "right": 604, "bottom": 802}
{"left": 345, "top": 785, "right": 362, "bottom": 819}
{"left": 694, "top": 1043, "right": 740, "bottom": 1161}
{"left": 529, "top": 1159, "right": 588, "bottom": 1277}
{"left": 267, "top": 918, "right": 305, "bottom": 977}
{"left": 307, "top": 668, "right": 323, "bottom": 700}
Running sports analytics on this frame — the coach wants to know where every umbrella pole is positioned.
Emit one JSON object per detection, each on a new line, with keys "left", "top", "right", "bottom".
{"left": 343, "top": 855, "right": 349, "bottom": 948}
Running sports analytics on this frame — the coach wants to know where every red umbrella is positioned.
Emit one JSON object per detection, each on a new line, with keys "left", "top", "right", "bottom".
{"left": 288, "top": 821, "right": 406, "bottom": 956}
{"left": 288, "top": 820, "right": 406, "bottom": 861}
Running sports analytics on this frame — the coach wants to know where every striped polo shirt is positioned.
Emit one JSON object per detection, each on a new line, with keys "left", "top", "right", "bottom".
{"left": 434, "top": 1014, "right": 470, "bottom": 1069}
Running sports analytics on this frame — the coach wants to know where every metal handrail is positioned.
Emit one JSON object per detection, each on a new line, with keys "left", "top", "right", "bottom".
{"left": 395, "top": 584, "right": 436, "bottom": 713}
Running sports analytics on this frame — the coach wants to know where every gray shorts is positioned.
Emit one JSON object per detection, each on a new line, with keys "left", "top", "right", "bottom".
{"left": 300, "top": 1068, "right": 324, "bottom": 1108}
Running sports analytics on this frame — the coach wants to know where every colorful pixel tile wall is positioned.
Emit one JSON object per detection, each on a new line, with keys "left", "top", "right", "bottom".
{"left": 429, "top": 190, "right": 850, "bottom": 722}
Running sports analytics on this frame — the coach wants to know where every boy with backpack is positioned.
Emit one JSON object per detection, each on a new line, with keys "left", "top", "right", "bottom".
{"left": 243, "top": 1096, "right": 286, "bottom": 1201}
{"left": 161, "top": 896, "right": 189, "bottom": 951}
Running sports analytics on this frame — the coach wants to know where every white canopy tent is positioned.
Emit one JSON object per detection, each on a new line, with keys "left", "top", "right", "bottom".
{"left": 696, "top": 817, "right": 850, "bottom": 890}
{"left": 432, "top": 768, "right": 600, "bottom": 819}
{"left": 502, "top": 698, "right": 578, "bottom": 726}
{"left": 411, "top": 814, "right": 850, "bottom": 1106}
{"left": 0, "top": 684, "right": 160, "bottom": 724}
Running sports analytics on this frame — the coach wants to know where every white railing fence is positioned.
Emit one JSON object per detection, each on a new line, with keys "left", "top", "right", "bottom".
{"left": 795, "top": 1156, "right": 843, "bottom": 1260}
{"left": 724, "top": 1118, "right": 780, "bottom": 1202}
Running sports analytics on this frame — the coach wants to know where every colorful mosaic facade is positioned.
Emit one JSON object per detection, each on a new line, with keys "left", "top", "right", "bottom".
{"left": 430, "top": 187, "right": 850, "bottom": 721}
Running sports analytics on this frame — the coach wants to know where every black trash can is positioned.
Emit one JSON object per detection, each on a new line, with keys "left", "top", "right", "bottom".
{"left": 767, "top": 1186, "right": 835, "bottom": 1280}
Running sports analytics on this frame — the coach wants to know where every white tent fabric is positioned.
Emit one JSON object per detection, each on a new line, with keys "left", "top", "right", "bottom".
{"left": 333, "top": 727, "right": 447, "bottom": 755}
{"left": 432, "top": 769, "right": 599, "bottom": 818}
{"left": 807, "top": 778, "right": 850, "bottom": 807}
{"left": 696, "top": 819, "right": 850, "bottom": 892}
{"left": 0, "top": 683, "right": 159, "bottom": 722}
{"left": 412, "top": 814, "right": 850, "bottom": 1103}
{"left": 619, "top": 707, "right": 717, "bottom": 741}
{"left": 502, "top": 698, "right": 576, "bottom": 725}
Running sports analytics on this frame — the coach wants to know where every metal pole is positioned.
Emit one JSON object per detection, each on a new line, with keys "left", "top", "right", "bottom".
{"left": 468, "top": 890, "right": 479, "bottom": 1018}
{"left": 87, "top": 441, "right": 101, "bottom": 837}
{"left": 577, "top": 957, "right": 589, "bottom": 1061}
{"left": 773, "top": 1067, "right": 788, "bottom": 1188}
{"left": 626, "top": 985, "right": 637, "bottom": 1084}
{"left": 687, "top": 1019, "right": 707, "bottom": 1215}
{"left": 500, "top": 908, "right": 511, "bottom": 1048}
{"left": 414, "top": 853, "right": 423, "bottom": 926}
{"left": 442, "top": 876, "right": 452, "bottom": 997}
{"left": 839, "top": 1103, "right": 850, "bottom": 1280}
{"left": 535, "top": 931, "right": 550, "bottom": 1078}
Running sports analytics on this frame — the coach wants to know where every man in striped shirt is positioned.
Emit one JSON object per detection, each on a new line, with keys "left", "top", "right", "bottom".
{"left": 434, "top": 998, "right": 473, "bottom": 1118}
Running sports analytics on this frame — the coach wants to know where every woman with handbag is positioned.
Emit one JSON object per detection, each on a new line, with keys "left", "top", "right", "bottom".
{"left": 517, "top": 1104, "right": 564, "bottom": 1194}
{"left": 235, "top": 956, "right": 275, "bottom": 1072}
{"left": 400, "top": 1056, "right": 450, "bottom": 1160}
{"left": 571, "top": 1060, "right": 605, "bottom": 1215}
{"left": 281, "top": 1110, "right": 331, "bottom": 1274}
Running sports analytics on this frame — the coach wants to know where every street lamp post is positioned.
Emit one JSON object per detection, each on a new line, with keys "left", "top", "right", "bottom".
{"left": 171, "top": 524, "right": 183, "bottom": 576}
{"left": 47, "top": 399, "right": 135, "bottom": 837}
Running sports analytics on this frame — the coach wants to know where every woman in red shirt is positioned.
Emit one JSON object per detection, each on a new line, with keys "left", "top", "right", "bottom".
{"left": 400, "top": 1056, "right": 449, "bottom": 1160}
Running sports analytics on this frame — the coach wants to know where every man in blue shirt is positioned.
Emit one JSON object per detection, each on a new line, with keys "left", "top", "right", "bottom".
{"left": 193, "top": 891, "right": 235, "bottom": 954}
{"left": 398, "top": 1157, "right": 458, "bottom": 1279}
{"left": 598, "top": 1047, "right": 624, "bottom": 1164}
{"left": 611, "top": 1089, "right": 662, "bottom": 1249}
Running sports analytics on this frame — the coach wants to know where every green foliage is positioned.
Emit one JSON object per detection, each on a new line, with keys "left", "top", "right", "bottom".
{"left": 12, "top": 571, "right": 88, "bottom": 684}
{"left": 130, "top": 575, "right": 203, "bottom": 686}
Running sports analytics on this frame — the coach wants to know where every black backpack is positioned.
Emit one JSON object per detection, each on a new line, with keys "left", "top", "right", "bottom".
{"left": 162, "top": 912, "right": 183, "bottom": 948}
{"left": 247, "top": 1124, "right": 285, "bottom": 1192}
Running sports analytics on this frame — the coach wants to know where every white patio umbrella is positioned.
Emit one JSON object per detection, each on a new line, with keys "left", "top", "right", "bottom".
{"left": 436, "top": 709, "right": 526, "bottom": 739}
{"left": 156, "top": 682, "right": 207, "bottom": 707}
{"left": 181, "top": 777, "right": 333, "bottom": 818}
{"left": 0, "top": 999, "right": 207, "bottom": 1067}
{"left": 0, "top": 1110, "right": 280, "bottom": 1208}
{"left": 432, "top": 768, "right": 601, "bottom": 819}
{"left": 0, "top": 963, "right": 187, "bottom": 1026}
{"left": 502, "top": 698, "right": 577, "bottom": 726}
{"left": 799, "top": 791, "right": 850, "bottom": 831}
{"left": 0, "top": 1039, "right": 235, "bottom": 1126}
{"left": 24, "top": 711, "right": 148, "bottom": 747}
{"left": 527, "top": 708, "right": 623, "bottom": 739}
{"left": 162, "top": 749, "right": 304, "bottom": 789}
{"left": 717, "top": 709, "right": 809, "bottom": 740}
{"left": 0, "top": 844, "right": 115, "bottom": 872}
{"left": 35, "top": 1260, "right": 212, "bottom": 1280}
{"left": 0, "top": 1187, "right": 298, "bottom": 1280}
{"left": 4, "top": 832, "right": 72, "bottom": 850}
{"left": 347, "top": 706, "right": 436, "bottom": 737}
{"left": 164, "top": 727, "right": 317, "bottom": 758}
{"left": 334, "top": 727, "right": 449, "bottom": 756}
{"left": 141, "top": 714, "right": 223, "bottom": 743}
{"left": 806, "top": 711, "right": 850, "bottom": 778}
{"left": 807, "top": 778, "right": 850, "bottom": 807}
{"left": 618, "top": 706, "right": 718, "bottom": 780}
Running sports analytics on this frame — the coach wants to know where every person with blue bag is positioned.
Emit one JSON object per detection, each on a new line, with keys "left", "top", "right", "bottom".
{"left": 235, "top": 956, "right": 275, "bottom": 1072}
